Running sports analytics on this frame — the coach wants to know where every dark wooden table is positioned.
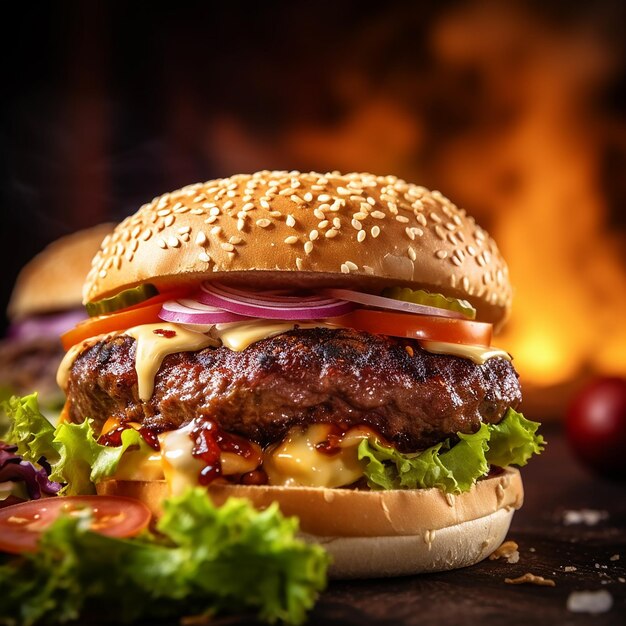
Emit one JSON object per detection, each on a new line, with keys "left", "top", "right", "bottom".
{"left": 302, "top": 423, "right": 626, "bottom": 625}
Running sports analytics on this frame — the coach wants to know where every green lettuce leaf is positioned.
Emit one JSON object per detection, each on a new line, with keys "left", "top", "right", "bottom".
{"left": 0, "top": 488, "right": 329, "bottom": 626}
{"left": 359, "top": 409, "right": 544, "bottom": 494}
{"left": 485, "top": 407, "right": 546, "bottom": 467}
{"left": 2, "top": 393, "right": 58, "bottom": 465}
{"left": 2, "top": 394, "right": 151, "bottom": 495}
{"left": 50, "top": 422, "right": 150, "bottom": 495}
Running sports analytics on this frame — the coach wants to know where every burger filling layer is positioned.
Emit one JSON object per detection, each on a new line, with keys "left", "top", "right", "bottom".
{"left": 60, "top": 326, "right": 525, "bottom": 491}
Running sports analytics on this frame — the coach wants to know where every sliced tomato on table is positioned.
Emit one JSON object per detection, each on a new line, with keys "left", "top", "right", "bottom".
{"left": 325, "top": 309, "right": 493, "bottom": 346}
{"left": 0, "top": 495, "right": 152, "bottom": 554}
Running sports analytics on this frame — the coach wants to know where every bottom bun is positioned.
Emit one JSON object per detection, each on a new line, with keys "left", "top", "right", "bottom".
{"left": 97, "top": 467, "right": 523, "bottom": 578}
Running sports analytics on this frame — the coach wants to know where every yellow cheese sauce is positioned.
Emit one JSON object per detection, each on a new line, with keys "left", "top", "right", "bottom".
{"left": 124, "top": 323, "right": 215, "bottom": 401}
{"left": 418, "top": 340, "right": 511, "bottom": 364}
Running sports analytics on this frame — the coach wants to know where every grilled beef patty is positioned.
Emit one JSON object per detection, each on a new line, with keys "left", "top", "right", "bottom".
{"left": 65, "top": 327, "right": 521, "bottom": 452}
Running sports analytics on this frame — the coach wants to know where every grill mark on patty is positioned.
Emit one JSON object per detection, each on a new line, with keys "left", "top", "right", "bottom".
{"left": 65, "top": 327, "right": 522, "bottom": 452}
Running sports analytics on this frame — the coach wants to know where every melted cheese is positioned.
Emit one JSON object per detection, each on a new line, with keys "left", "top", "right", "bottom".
{"left": 419, "top": 340, "right": 512, "bottom": 364}
{"left": 124, "top": 323, "right": 215, "bottom": 401}
{"left": 159, "top": 422, "right": 205, "bottom": 497}
{"left": 263, "top": 424, "right": 371, "bottom": 488}
{"left": 213, "top": 320, "right": 335, "bottom": 352}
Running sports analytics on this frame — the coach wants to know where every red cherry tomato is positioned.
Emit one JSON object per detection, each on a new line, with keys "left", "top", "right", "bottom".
{"left": 0, "top": 495, "right": 152, "bottom": 554}
{"left": 566, "top": 377, "right": 626, "bottom": 479}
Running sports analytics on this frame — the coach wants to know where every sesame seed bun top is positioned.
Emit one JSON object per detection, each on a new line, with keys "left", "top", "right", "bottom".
{"left": 9, "top": 224, "right": 114, "bottom": 320}
{"left": 83, "top": 171, "right": 512, "bottom": 326}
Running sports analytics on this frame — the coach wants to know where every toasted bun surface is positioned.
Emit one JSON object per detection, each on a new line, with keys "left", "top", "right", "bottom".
{"left": 97, "top": 467, "right": 523, "bottom": 578}
{"left": 9, "top": 224, "right": 113, "bottom": 320}
{"left": 84, "top": 172, "right": 512, "bottom": 325}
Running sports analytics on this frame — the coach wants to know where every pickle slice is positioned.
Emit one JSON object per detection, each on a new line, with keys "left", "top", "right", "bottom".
{"left": 86, "top": 283, "right": 159, "bottom": 317}
{"left": 382, "top": 287, "right": 476, "bottom": 319}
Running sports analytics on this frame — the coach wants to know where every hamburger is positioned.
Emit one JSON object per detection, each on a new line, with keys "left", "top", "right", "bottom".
{"left": 56, "top": 171, "right": 543, "bottom": 578}
{"left": 0, "top": 224, "right": 113, "bottom": 416}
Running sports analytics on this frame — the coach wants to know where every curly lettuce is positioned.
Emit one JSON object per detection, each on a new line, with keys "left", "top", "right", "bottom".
{"left": 2, "top": 393, "right": 150, "bottom": 495}
{"left": 358, "top": 408, "right": 544, "bottom": 494}
{"left": 0, "top": 488, "right": 329, "bottom": 626}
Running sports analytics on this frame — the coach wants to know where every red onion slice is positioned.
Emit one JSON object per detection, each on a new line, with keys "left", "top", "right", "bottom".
{"left": 197, "top": 282, "right": 355, "bottom": 320}
{"left": 159, "top": 299, "right": 248, "bottom": 325}
{"left": 321, "top": 288, "right": 467, "bottom": 319}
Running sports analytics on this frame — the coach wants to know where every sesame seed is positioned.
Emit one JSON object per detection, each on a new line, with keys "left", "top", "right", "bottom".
{"left": 167, "top": 236, "right": 180, "bottom": 248}
{"left": 350, "top": 195, "right": 364, "bottom": 202}
{"left": 270, "top": 211, "right": 282, "bottom": 217}
{"left": 462, "top": 276, "right": 470, "bottom": 291}
{"left": 435, "top": 250, "right": 448, "bottom": 259}
{"left": 313, "top": 208, "right": 325, "bottom": 220}
{"left": 340, "top": 263, "right": 350, "bottom": 274}
{"left": 448, "top": 233, "right": 459, "bottom": 246}
{"left": 371, "top": 226, "right": 381, "bottom": 238}
{"left": 220, "top": 242, "right": 235, "bottom": 252}
{"left": 256, "top": 219, "right": 271, "bottom": 228}
{"left": 357, "top": 230, "right": 366, "bottom": 242}
{"left": 291, "top": 194, "right": 304, "bottom": 205}
{"left": 157, "top": 208, "right": 171, "bottom": 217}
{"left": 260, "top": 198, "right": 271, "bottom": 209}
{"left": 99, "top": 269, "right": 107, "bottom": 278}
{"left": 242, "top": 202, "right": 255, "bottom": 212}
{"left": 286, "top": 214, "right": 296, "bottom": 227}
{"left": 237, "top": 219, "right": 245, "bottom": 231}
{"left": 467, "top": 245, "right": 476, "bottom": 256}
{"left": 290, "top": 179, "right": 301, "bottom": 188}
{"left": 164, "top": 215, "right": 175, "bottom": 227}
{"left": 354, "top": 211, "right": 368, "bottom": 220}
{"left": 229, "top": 236, "right": 243, "bottom": 245}
{"left": 332, "top": 217, "right": 341, "bottom": 229}
{"left": 318, "top": 203, "right": 331, "bottom": 212}
{"left": 303, "top": 192, "right": 313, "bottom": 202}
{"left": 131, "top": 226, "right": 141, "bottom": 238}
{"left": 210, "top": 226, "right": 222, "bottom": 236}
{"left": 180, "top": 233, "right": 190, "bottom": 242}
{"left": 371, "top": 211, "right": 386, "bottom": 219}
{"left": 408, "top": 247, "right": 416, "bottom": 261}
{"left": 198, "top": 252, "right": 211, "bottom": 263}
{"left": 351, "top": 219, "right": 363, "bottom": 230}
{"left": 330, "top": 200, "right": 343, "bottom": 211}
{"left": 318, "top": 220, "right": 329, "bottom": 229}
{"left": 435, "top": 225, "right": 447, "bottom": 240}
{"left": 141, "top": 229, "right": 152, "bottom": 241}
{"left": 337, "top": 186, "right": 350, "bottom": 196}
{"left": 157, "top": 238, "right": 167, "bottom": 249}
{"left": 345, "top": 261, "right": 358, "bottom": 271}
{"left": 177, "top": 226, "right": 191, "bottom": 234}
{"left": 195, "top": 231, "right": 207, "bottom": 245}
{"left": 451, "top": 256, "right": 462, "bottom": 267}
{"left": 279, "top": 187, "right": 292, "bottom": 196}
{"left": 318, "top": 194, "right": 331, "bottom": 202}
{"left": 284, "top": 236, "right": 298, "bottom": 244}
{"left": 309, "top": 230, "right": 319, "bottom": 241}
{"left": 366, "top": 197, "right": 376, "bottom": 206}
{"left": 190, "top": 208, "right": 204, "bottom": 215}
{"left": 445, "top": 222, "right": 456, "bottom": 231}
{"left": 304, "top": 241, "right": 314, "bottom": 254}
{"left": 405, "top": 227, "right": 415, "bottom": 241}
{"left": 205, "top": 215, "right": 218, "bottom": 224}
{"left": 325, "top": 229, "right": 338, "bottom": 239}
{"left": 296, "top": 257, "right": 304, "bottom": 270}
{"left": 226, "top": 190, "right": 237, "bottom": 198}
{"left": 395, "top": 215, "right": 409, "bottom": 223}
{"left": 223, "top": 200, "right": 234, "bottom": 211}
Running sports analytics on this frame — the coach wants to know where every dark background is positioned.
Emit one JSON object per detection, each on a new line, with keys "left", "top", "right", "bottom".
{"left": 1, "top": 0, "right": 625, "bottom": 402}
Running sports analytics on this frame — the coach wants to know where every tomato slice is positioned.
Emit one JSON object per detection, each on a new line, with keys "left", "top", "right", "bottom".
{"left": 325, "top": 309, "right": 493, "bottom": 346}
{"left": 0, "top": 496, "right": 152, "bottom": 554}
{"left": 61, "top": 303, "right": 163, "bottom": 350}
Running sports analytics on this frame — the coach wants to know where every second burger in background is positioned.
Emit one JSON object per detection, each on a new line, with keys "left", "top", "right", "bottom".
{"left": 0, "top": 224, "right": 112, "bottom": 417}
{"left": 52, "top": 171, "right": 543, "bottom": 577}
